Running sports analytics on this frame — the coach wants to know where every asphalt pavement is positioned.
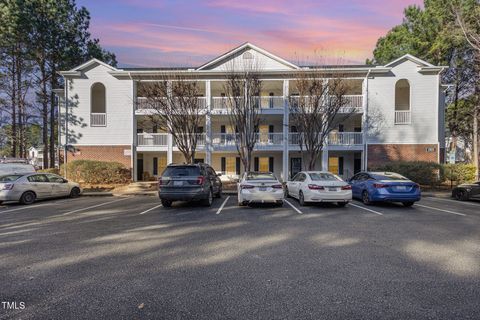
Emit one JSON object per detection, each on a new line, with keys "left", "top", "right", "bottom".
{"left": 1, "top": 194, "right": 479, "bottom": 319}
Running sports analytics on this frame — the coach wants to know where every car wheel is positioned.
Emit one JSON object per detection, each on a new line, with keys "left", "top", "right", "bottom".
{"left": 202, "top": 189, "right": 213, "bottom": 206}
{"left": 402, "top": 202, "right": 414, "bottom": 207}
{"left": 455, "top": 190, "right": 468, "bottom": 201}
{"left": 20, "top": 191, "right": 36, "bottom": 205}
{"left": 337, "top": 202, "right": 347, "bottom": 207}
{"left": 161, "top": 199, "right": 172, "bottom": 207}
{"left": 69, "top": 187, "right": 81, "bottom": 198}
{"left": 299, "top": 191, "right": 305, "bottom": 206}
{"left": 362, "top": 190, "right": 371, "bottom": 205}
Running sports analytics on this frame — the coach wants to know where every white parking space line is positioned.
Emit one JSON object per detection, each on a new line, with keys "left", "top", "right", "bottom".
{"left": 216, "top": 196, "right": 230, "bottom": 215}
{"left": 0, "top": 203, "right": 53, "bottom": 214}
{"left": 284, "top": 199, "right": 303, "bottom": 214}
{"left": 350, "top": 203, "right": 384, "bottom": 216}
{"left": 425, "top": 196, "right": 480, "bottom": 207}
{"left": 61, "top": 197, "right": 130, "bottom": 215}
{"left": 415, "top": 204, "right": 467, "bottom": 217}
{"left": 139, "top": 204, "right": 162, "bottom": 215}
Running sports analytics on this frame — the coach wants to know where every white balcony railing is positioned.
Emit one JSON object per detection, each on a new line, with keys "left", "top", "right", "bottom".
{"left": 136, "top": 97, "right": 207, "bottom": 110}
{"left": 289, "top": 132, "right": 363, "bottom": 146}
{"left": 173, "top": 133, "right": 206, "bottom": 147}
{"left": 394, "top": 110, "right": 411, "bottom": 124}
{"left": 255, "top": 132, "right": 284, "bottom": 145}
{"left": 90, "top": 113, "right": 106, "bottom": 126}
{"left": 137, "top": 133, "right": 168, "bottom": 146}
{"left": 211, "top": 132, "right": 284, "bottom": 147}
{"left": 289, "top": 95, "right": 363, "bottom": 112}
{"left": 328, "top": 132, "right": 363, "bottom": 145}
{"left": 212, "top": 133, "right": 238, "bottom": 146}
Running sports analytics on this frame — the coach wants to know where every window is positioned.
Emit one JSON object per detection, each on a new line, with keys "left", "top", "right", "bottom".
{"left": 27, "top": 174, "right": 49, "bottom": 183}
{"left": 246, "top": 172, "right": 276, "bottom": 181}
{"left": 394, "top": 79, "right": 411, "bottom": 124}
{"left": 91, "top": 82, "right": 106, "bottom": 126}
{"left": 328, "top": 157, "right": 339, "bottom": 174}
{"left": 309, "top": 172, "right": 340, "bottom": 181}
{"left": 153, "top": 157, "right": 158, "bottom": 176}
{"left": 46, "top": 174, "right": 64, "bottom": 183}
{"left": 243, "top": 52, "right": 254, "bottom": 60}
{"left": 258, "top": 157, "right": 269, "bottom": 172}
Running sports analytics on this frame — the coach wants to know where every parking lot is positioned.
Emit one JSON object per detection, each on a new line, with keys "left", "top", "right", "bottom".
{"left": 1, "top": 195, "right": 480, "bottom": 319}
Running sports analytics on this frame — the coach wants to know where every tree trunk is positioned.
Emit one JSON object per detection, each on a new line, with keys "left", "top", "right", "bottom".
{"left": 474, "top": 106, "right": 479, "bottom": 180}
{"left": 17, "top": 57, "right": 24, "bottom": 158}
{"left": 50, "top": 75, "right": 56, "bottom": 168}
{"left": 40, "top": 63, "right": 49, "bottom": 169}
{"left": 10, "top": 59, "right": 17, "bottom": 158}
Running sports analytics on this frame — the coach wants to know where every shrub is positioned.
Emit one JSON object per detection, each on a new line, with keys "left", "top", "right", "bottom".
{"left": 443, "top": 163, "right": 476, "bottom": 185}
{"left": 371, "top": 161, "right": 443, "bottom": 186}
{"left": 38, "top": 168, "right": 59, "bottom": 175}
{"left": 60, "top": 160, "right": 130, "bottom": 184}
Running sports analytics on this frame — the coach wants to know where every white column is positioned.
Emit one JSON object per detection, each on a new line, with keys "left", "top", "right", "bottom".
{"left": 282, "top": 79, "right": 289, "bottom": 182}
{"left": 322, "top": 148, "right": 329, "bottom": 171}
{"left": 167, "top": 80, "right": 173, "bottom": 164}
{"left": 132, "top": 80, "right": 138, "bottom": 181}
{"left": 205, "top": 80, "right": 212, "bottom": 165}
{"left": 362, "top": 72, "right": 369, "bottom": 171}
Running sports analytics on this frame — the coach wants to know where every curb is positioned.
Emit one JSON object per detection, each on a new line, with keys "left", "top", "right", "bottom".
{"left": 82, "top": 192, "right": 114, "bottom": 197}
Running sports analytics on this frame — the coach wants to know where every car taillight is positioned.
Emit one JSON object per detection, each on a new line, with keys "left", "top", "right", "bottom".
{"left": 241, "top": 184, "right": 255, "bottom": 189}
{"left": 195, "top": 176, "right": 205, "bottom": 185}
{"left": 1, "top": 183, "right": 14, "bottom": 190}
{"left": 373, "top": 183, "right": 389, "bottom": 188}
{"left": 414, "top": 183, "right": 420, "bottom": 189}
{"left": 308, "top": 184, "right": 324, "bottom": 190}
{"left": 341, "top": 185, "right": 352, "bottom": 190}
{"left": 271, "top": 184, "right": 283, "bottom": 189}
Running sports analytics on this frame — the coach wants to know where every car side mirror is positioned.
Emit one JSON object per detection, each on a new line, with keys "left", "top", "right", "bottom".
{"left": 63, "top": 179, "right": 68, "bottom": 183}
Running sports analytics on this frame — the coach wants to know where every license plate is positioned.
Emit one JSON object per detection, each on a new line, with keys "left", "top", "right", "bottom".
{"left": 328, "top": 187, "right": 338, "bottom": 191}
{"left": 395, "top": 186, "right": 407, "bottom": 191}
{"left": 259, "top": 187, "right": 267, "bottom": 191}
{"left": 174, "top": 181, "right": 183, "bottom": 186}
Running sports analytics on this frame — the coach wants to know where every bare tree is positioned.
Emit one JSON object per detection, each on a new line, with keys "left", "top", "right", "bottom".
{"left": 289, "top": 70, "right": 355, "bottom": 171}
{"left": 223, "top": 60, "right": 262, "bottom": 172}
{"left": 138, "top": 75, "right": 205, "bottom": 164}
{"left": 454, "top": 2, "right": 480, "bottom": 179}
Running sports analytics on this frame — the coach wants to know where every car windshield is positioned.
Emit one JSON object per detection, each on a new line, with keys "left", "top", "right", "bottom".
{"left": 371, "top": 172, "right": 409, "bottom": 181}
{"left": 246, "top": 172, "right": 276, "bottom": 181}
{"left": 309, "top": 172, "right": 340, "bottom": 181}
{"left": 0, "top": 175, "right": 23, "bottom": 182}
{"left": 0, "top": 164, "right": 35, "bottom": 175}
{"left": 162, "top": 166, "right": 200, "bottom": 177}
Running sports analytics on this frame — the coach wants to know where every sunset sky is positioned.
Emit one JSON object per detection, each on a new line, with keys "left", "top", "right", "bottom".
{"left": 77, "top": 0, "right": 424, "bottom": 68}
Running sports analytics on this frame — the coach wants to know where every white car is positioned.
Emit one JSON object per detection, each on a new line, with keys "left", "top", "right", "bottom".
{"left": 286, "top": 171, "right": 352, "bottom": 207}
{"left": 237, "top": 172, "right": 284, "bottom": 206}
{"left": 0, "top": 173, "right": 82, "bottom": 205}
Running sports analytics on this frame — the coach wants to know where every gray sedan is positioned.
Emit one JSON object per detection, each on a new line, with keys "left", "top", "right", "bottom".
{"left": 0, "top": 173, "right": 81, "bottom": 205}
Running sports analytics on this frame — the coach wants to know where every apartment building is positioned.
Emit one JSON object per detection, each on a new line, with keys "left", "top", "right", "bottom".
{"left": 57, "top": 43, "right": 446, "bottom": 182}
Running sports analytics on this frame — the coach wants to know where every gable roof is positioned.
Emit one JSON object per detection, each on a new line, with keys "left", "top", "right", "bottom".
{"left": 69, "top": 58, "right": 119, "bottom": 72}
{"left": 196, "top": 42, "right": 299, "bottom": 70}
{"left": 384, "top": 54, "right": 434, "bottom": 68}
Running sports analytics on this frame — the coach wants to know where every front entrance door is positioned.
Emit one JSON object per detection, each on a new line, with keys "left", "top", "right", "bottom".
{"left": 137, "top": 158, "right": 144, "bottom": 181}
{"left": 290, "top": 157, "right": 302, "bottom": 178}
{"left": 354, "top": 158, "right": 362, "bottom": 174}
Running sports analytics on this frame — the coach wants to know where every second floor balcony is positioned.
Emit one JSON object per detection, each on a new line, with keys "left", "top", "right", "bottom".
{"left": 137, "top": 131, "right": 363, "bottom": 151}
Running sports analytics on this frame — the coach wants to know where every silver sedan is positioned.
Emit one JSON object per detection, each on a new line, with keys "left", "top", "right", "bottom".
{"left": 0, "top": 173, "right": 82, "bottom": 205}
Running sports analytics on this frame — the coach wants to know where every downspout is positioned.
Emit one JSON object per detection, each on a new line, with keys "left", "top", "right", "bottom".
{"left": 364, "top": 69, "right": 372, "bottom": 171}
{"left": 129, "top": 71, "right": 136, "bottom": 181}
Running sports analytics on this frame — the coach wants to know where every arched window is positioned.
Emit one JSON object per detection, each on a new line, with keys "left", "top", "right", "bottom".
{"left": 394, "top": 79, "right": 411, "bottom": 124}
{"left": 242, "top": 52, "right": 254, "bottom": 60}
{"left": 395, "top": 79, "right": 410, "bottom": 111}
{"left": 90, "top": 83, "right": 106, "bottom": 126}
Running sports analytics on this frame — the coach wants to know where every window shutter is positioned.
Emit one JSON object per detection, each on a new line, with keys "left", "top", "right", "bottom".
{"left": 221, "top": 157, "right": 226, "bottom": 172}
{"left": 269, "top": 157, "right": 274, "bottom": 172}
{"left": 269, "top": 125, "right": 274, "bottom": 133}
{"left": 338, "top": 124, "right": 344, "bottom": 132}
{"left": 153, "top": 157, "right": 158, "bottom": 175}
{"left": 339, "top": 157, "right": 344, "bottom": 175}
{"left": 254, "top": 157, "right": 259, "bottom": 171}
{"left": 220, "top": 125, "right": 226, "bottom": 133}
{"left": 236, "top": 157, "right": 241, "bottom": 175}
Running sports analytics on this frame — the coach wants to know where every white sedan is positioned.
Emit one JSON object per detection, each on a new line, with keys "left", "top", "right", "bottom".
{"left": 286, "top": 171, "right": 352, "bottom": 207}
{"left": 237, "top": 172, "right": 284, "bottom": 206}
